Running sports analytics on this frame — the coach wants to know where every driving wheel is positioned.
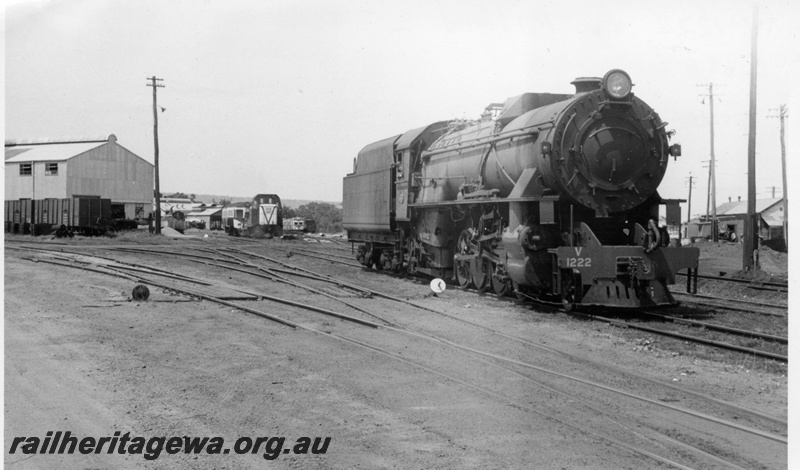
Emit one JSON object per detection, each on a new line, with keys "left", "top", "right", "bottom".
{"left": 491, "top": 271, "right": 510, "bottom": 296}
{"left": 471, "top": 257, "right": 490, "bottom": 292}
{"left": 455, "top": 229, "right": 476, "bottom": 289}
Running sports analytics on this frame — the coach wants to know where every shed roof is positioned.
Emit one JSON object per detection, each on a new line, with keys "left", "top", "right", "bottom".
{"left": 5, "top": 141, "right": 108, "bottom": 163}
{"left": 715, "top": 198, "right": 782, "bottom": 216}
{"left": 191, "top": 208, "right": 223, "bottom": 217}
{"left": 160, "top": 202, "right": 214, "bottom": 212}
{"left": 762, "top": 214, "right": 784, "bottom": 227}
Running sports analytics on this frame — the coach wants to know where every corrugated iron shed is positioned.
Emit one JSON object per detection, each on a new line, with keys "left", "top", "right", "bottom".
{"left": 5, "top": 141, "right": 106, "bottom": 163}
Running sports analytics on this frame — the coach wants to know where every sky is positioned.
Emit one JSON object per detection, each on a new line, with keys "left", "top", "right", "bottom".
{"left": 4, "top": 0, "right": 799, "bottom": 216}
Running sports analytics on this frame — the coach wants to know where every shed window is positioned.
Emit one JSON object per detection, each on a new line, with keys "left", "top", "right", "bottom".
{"left": 45, "top": 163, "right": 58, "bottom": 175}
{"left": 19, "top": 163, "right": 31, "bottom": 176}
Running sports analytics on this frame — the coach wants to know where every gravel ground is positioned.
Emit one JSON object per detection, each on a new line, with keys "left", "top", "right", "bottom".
{"left": 4, "top": 232, "right": 789, "bottom": 469}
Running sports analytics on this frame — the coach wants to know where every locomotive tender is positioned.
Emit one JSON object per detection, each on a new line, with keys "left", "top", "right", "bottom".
{"left": 343, "top": 69, "right": 699, "bottom": 310}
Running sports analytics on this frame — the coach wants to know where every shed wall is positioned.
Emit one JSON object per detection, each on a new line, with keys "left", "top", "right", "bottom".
{"left": 66, "top": 143, "right": 153, "bottom": 203}
{"left": 5, "top": 162, "right": 68, "bottom": 199}
{"left": 762, "top": 203, "right": 785, "bottom": 225}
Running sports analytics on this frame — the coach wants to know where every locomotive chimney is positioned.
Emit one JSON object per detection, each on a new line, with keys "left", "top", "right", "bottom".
{"left": 571, "top": 77, "right": 601, "bottom": 94}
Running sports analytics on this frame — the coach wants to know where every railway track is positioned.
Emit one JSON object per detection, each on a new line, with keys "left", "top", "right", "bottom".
{"left": 576, "top": 312, "right": 787, "bottom": 362}
{"left": 676, "top": 271, "right": 788, "bottom": 293}
{"left": 238, "top": 241, "right": 790, "bottom": 363}
{"left": 19, "top": 240, "right": 787, "bottom": 365}
{"left": 670, "top": 291, "right": 787, "bottom": 317}
{"left": 7, "top": 241, "right": 789, "bottom": 467}
{"left": 12, "top": 249, "right": 788, "bottom": 412}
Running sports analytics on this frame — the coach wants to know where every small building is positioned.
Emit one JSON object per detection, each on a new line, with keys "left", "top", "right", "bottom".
{"left": 683, "top": 198, "right": 785, "bottom": 241}
{"left": 5, "top": 135, "right": 154, "bottom": 220}
{"left": 187, "top": 207, "right": 223, "bottom": 230}
{"left": 159, "top": 202, "right": 211, "bottom": 218}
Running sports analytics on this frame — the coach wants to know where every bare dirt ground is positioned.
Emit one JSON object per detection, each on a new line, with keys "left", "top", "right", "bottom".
{"left": 691, "top": 238, "right": 788, "bottom": 281}
{"left": 4, "top": 231, "right": 789, "bottom": 469}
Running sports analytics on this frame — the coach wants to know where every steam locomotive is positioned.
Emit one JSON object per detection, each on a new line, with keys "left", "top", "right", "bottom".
{"left": 343, "top": 69, "right": 699, "bottom": 310}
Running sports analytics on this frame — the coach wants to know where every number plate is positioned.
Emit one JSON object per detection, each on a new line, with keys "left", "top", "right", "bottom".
{"left": 564, "top": 257, "right": 592, "bottom": 268}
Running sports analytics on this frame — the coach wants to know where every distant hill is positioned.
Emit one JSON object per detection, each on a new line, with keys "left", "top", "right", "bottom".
{"left": 283, "top": 199, "right": 343, "bottom": 209}
{"left": 189, "top": 194, "right": 341, "bottom": 208}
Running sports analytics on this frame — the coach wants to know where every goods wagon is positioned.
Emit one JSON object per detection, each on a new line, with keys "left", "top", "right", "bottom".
{"left": 5, "top": 196, "right": 111, "bottom": 236}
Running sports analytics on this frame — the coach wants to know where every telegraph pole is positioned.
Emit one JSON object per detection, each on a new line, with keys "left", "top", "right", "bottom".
{"left": 686, "top": 174, "right": 695, "bottom": 224}
{"left": 743, "top": 5, "right": 759, "bottom": 270}
{"left": 765, "top": 186, "right": 777, "bottom": 198}
{"left": 701, "top": 159, "right": 714, "bottom": 238}
{"left": 698, "top": 83, "right": 718, "bottom": 241}
{"left": 685, "top": 174, "right": 696, "bottom": 238}
{"left": 768, "top": 104, "right": 788, "bottom": 241}
{"left": 147, "top": 76, "right": 164, "bottom": 234}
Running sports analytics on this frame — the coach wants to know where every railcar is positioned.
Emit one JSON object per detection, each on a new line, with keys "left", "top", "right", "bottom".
{"left": 283, "top": 217, "right": 317, "bottom": 233}
{"left": 343, "top": 69, "right": 699, "bottom": 310}
{"left": 222, "top": 194, "right": 283, "bottom": 238}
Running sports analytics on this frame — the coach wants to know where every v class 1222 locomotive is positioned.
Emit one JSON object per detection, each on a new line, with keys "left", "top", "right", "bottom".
{"left": 342, "top": 69, "right": 699, "bottom": 310}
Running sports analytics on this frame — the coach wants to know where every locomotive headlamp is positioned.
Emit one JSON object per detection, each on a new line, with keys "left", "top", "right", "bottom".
{"left": 602, "top": 69, "right": 633, "bottom": 100}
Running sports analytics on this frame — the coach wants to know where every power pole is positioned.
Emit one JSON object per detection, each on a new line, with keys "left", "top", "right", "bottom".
{"left": 768, "top": 104, "right": 788, "bottom": 241}
{"left": 698, "top": 83, "right": 719, "bottom": 241}
{"left": 701, "top": 159, "right": 715, "bottom": 238}
{"left": 685, "top": 174, "right": 696, "bottom": 239}
{"left": 147, "top": 76, "right": 165, "bottom": 234}
{"left": 743, "top": 5, "right": 759, "bottom": 270}
{"left": 685, "top": 175, "right": 695, "bottom": 224}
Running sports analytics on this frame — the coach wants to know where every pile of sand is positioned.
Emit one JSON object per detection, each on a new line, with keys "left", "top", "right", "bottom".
{"left": 160, "top": 227, "right": 191, "bottom": 238}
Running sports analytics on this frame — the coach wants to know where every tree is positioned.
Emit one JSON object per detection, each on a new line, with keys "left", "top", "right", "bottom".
{"left": 212, "top": 198, "right": 232, "bottom": 206}
{"left": 292, "top": 202, "right": 342, "bottom": 233}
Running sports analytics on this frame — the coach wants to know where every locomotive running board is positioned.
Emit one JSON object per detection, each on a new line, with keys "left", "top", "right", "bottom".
{"left": 409, "top": 195, "right": 559, "bottom": 207}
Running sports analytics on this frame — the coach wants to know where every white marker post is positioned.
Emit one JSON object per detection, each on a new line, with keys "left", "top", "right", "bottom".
{"left": 430, "top": 278, "right": 446, "bottom": 294}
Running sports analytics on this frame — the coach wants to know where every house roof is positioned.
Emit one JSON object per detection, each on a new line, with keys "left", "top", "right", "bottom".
{"left": 5, "top": 141, "right": 108, "bottom": 163}
{"left": 687, "top": 198, "right": 785, "bottom": 224}
{"left": 715, "top": 198, "right": 782, "bottom": 216}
